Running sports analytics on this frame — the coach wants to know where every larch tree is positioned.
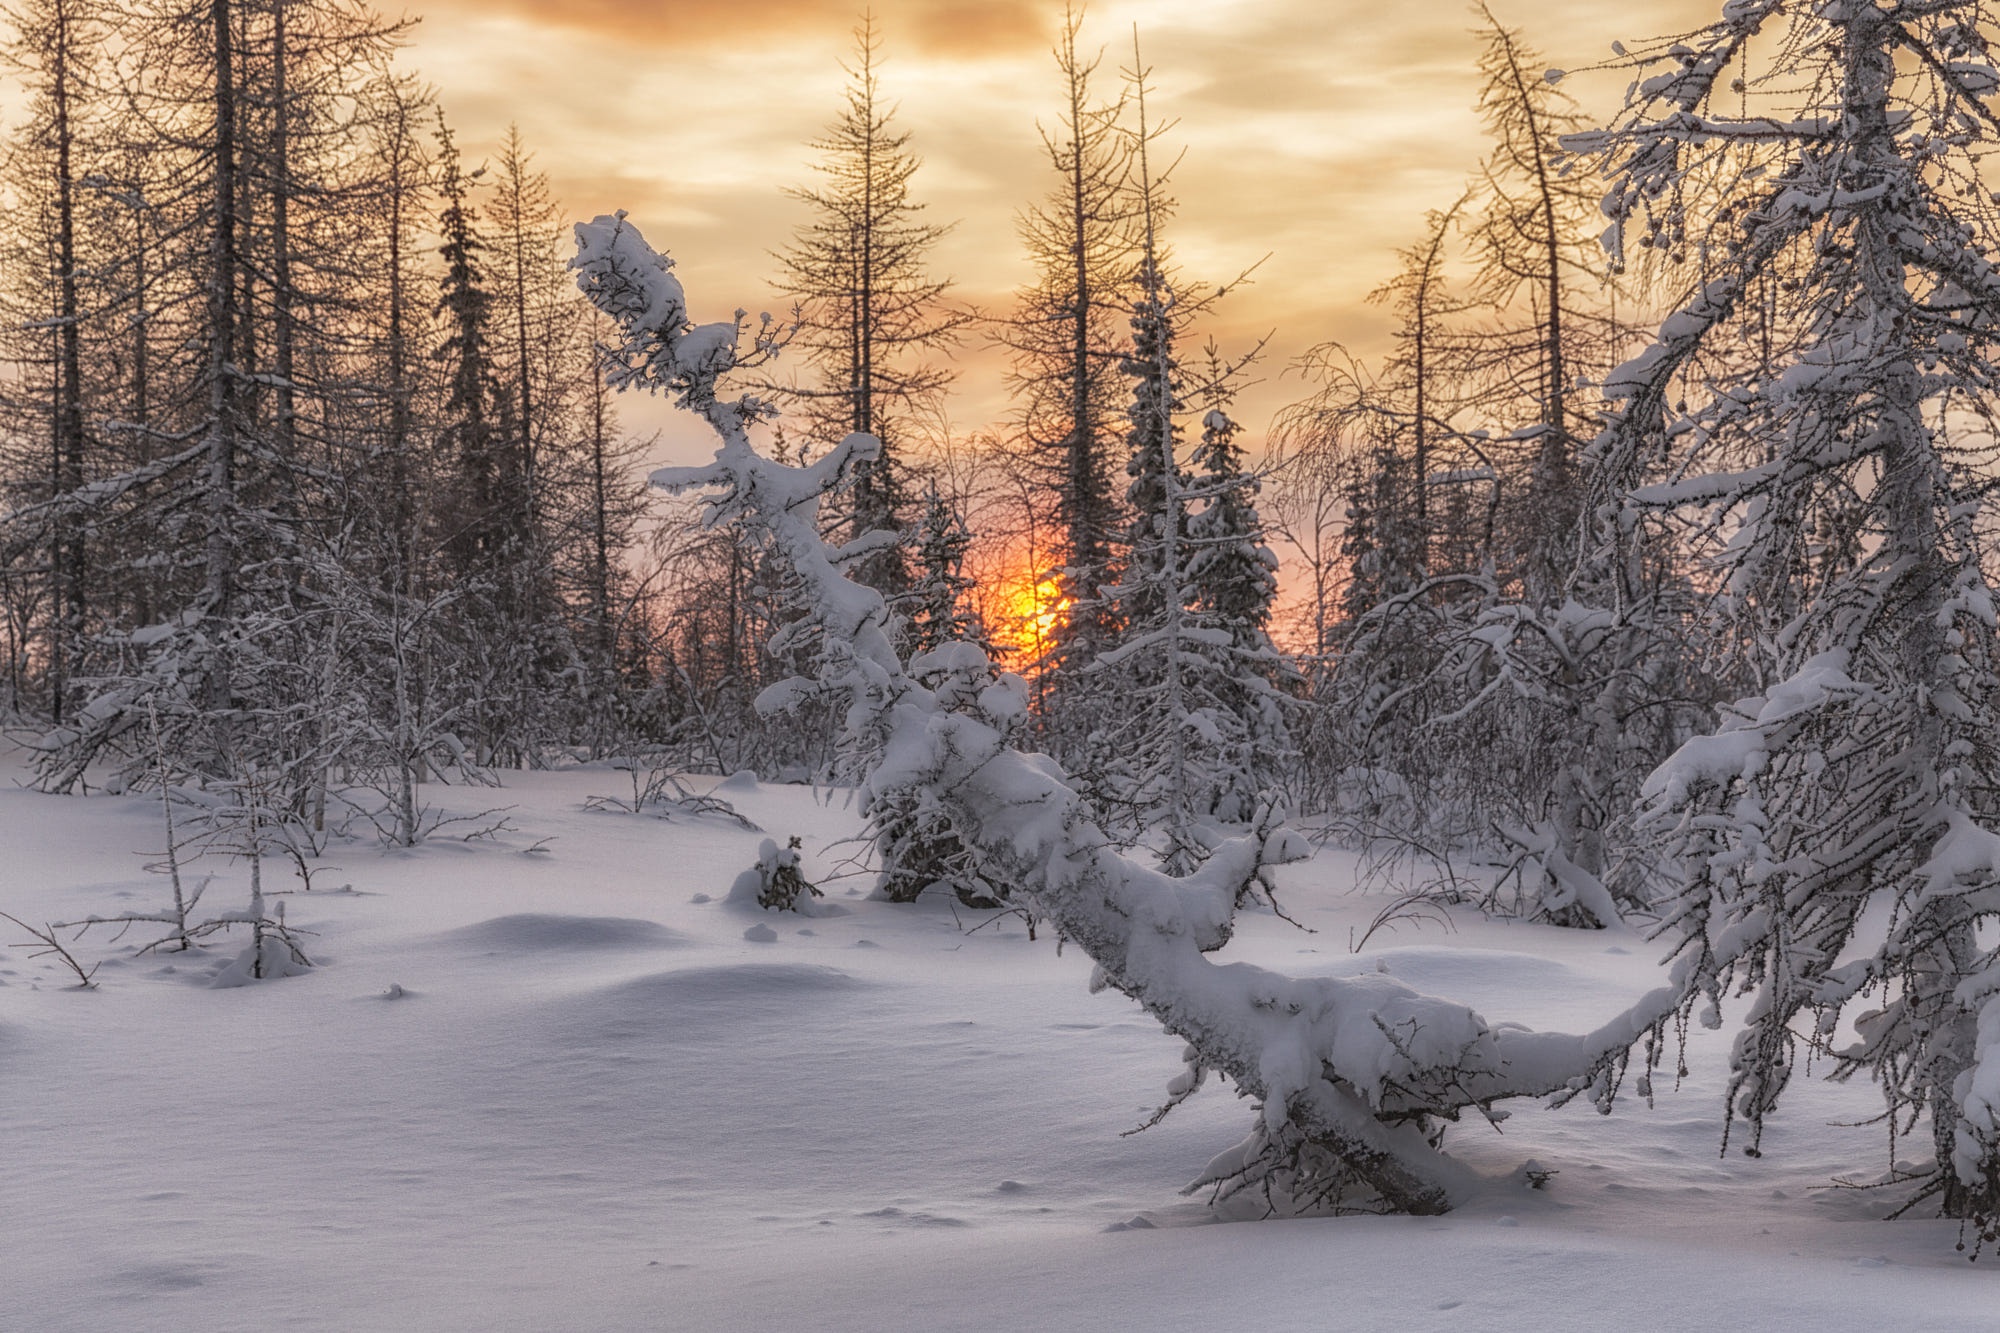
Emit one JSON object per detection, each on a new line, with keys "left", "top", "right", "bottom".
{"left": 1274, "top": 13, "right": 1692, "bottom": 928}
{"left": 1581, "top": 0, "right": 2000, "bottom": 1221}
{"left": 1276, "top": 199, "right": 1479, "bottom": 622}
{"left": 491, "top": 121, "right": 610, "bottom": 588}
{"left": 561, "top": 314, "right": 652, "bottom": 758}
{"left": 1363, "top": 196, "right": 1479, "bottom": 583}
{"left": 771, "top": 12, "right": 967, "bottom": 599}
{"left": 0, "top": 0, "right": 106, "bottom": 723}
{"left": 485, "top": 121, "right": 590, "bottom": 756}
{"left": 330, "top": 68, "right": 447, "bottom": 844}
{"left": 1001, "top": 0, "right": 1140, "bottom": 748}
{"left": 0, "top": 1, "right": 658, "bottom": 842}
{"left": 1464, "top": 4, "right": 1627, "bottom": 604}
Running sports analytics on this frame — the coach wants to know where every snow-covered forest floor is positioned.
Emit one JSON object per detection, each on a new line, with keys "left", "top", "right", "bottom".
{"left": 5, "top": 754, "right": 1997, "bottom": 1331}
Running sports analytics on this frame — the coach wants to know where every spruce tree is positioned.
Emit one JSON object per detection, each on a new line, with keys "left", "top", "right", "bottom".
{"left": 1097, "top": 35, "right": 1281, "bottom": 872}
{"left": 1184, "top": 404, "right": 1289, "bottom": 822}
{"left": 905, "top": 482, "right": 986, "bottom": 655}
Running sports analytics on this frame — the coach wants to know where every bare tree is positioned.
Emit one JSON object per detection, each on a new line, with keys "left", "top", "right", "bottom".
{"left": 998, "top": 0, "right": 1140, "bottom": 735}
{"left": 770, "top": 11, "right": 969, "bottom": 596}
{"left": 1463, "top": 5, "right": 1632, "bottom": 602}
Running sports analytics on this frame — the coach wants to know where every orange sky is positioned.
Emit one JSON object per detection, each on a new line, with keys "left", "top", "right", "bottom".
{"left": 410, "top": 0, "right": 1720, "bottom": 464}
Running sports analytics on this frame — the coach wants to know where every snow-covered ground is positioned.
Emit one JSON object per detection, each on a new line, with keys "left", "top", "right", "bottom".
{"left": 4, "top": 758, "right": 1997, "bottom": 1331}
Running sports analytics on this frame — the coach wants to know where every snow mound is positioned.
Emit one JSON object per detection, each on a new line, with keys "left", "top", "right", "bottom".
{"left": 603, "top": 962, "right": 864, "bottom": 1008}
{"left": 715, "top": 769, "right": 760, "bottom": 793}
{"left": 208, "top": 937, "right": 314, "bottom": 989}
{"left": 546, "top": 963, "right": 873, "bottom": 1050}
{"left": 1332, "top": 946, "right": 1606, "bottom": 1013}
{"left": 443, "top": 913, "right": 688, "bottom": 954}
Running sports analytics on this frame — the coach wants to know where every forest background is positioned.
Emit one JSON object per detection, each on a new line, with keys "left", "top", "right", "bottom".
{"left": 19, "top": 0, "right": 2000, "bottom": 1232}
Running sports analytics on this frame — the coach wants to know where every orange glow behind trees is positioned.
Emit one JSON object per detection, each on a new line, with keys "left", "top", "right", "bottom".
{"left": 986, "top": 560, "right": 1069, "bottom": 670}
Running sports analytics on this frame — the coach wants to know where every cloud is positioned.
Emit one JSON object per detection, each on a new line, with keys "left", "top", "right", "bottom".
{"left": 428, "top": 0, "right": 1053, "bottom": 59}
{"left": 410, "top": 0, "right": 1731, "bottom": 462}
{"left": 904, "top": 0, "right": 1050, "bottom": 55}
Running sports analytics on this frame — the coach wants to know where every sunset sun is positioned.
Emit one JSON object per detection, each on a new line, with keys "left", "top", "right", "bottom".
{"left": 994, "top": 565, "right": 1069, "bottom": 664}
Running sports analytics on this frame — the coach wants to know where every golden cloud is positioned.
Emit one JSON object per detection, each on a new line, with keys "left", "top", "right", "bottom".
{"left": 412, "top": 0, "right": 1741, "bottom": 465}
{"left": 437, "top": 0, "right": 1052, "bottom": 58}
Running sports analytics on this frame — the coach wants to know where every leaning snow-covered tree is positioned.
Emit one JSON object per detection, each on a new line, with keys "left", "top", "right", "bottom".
{"left": 1572, "top": 0, "right": 2000, "bottom": 1220}
{"left": 571, "top": 210, "right": 1747, "bottom": 1219}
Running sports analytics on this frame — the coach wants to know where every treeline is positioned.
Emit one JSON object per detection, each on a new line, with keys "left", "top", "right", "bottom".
{"left": 0, "top": 0, "right": 1701, "bottom": 863}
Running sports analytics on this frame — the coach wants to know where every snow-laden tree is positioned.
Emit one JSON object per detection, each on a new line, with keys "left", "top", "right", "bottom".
{"left": 872, "top": 485, "right": 1007, "bottom": 907}
{"left": 1575, "top": 0, "right": 2000, "bottom": 1219}
{"left": 1273, "top": 35, "right": 1690, "bottom": 928}
{"left": 1183, "top": 405, "right": 1291, "bottom": 825}
{"left": 1092, "top": 42, "right": 1289, "bottom": 873}
{"left": 1101, "top": 230, "right": 1205, "bottom": 867}
{"left": 573, "top": 211, "right": 1722, "bottom": 1218}
{"left": 1106, "top": 324, "right": 1293, "bottom": 867}
{"left": 1278, "top": 345, "right": 1665, "bottom": 927}
{"left": 905, "top": 482, "right": 986, "bottom": 657}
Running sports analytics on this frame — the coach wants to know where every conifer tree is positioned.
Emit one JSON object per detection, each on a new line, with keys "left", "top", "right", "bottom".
{"left": 433, "top": 114, "right": 509, "bottom": 581}
{"left": 1001, "top": 0, "right": 1140, "bottom": 743}
{"left": 0, "top": 0, "right": 106, "bottom": 724}
{"left": 905, "top": 482, "right": 985, "bottom": 655}
{"left": 431, "top": 112, "right": 542, "bottom": 765}
{"left": 771, "top": 12, "right": 966, "bottom": 597}
{"left": 1585, "top": 0, "right": 2000, "bottom": 1217}
{"left": 1184, "top": 403, "right": 1289, "bottom": 821}
{"left": 1464, "top": 5, "right": 1629, "bottom": 602}
{"left": 1097, "top": 35, "right": 1282, "bottom": 871}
